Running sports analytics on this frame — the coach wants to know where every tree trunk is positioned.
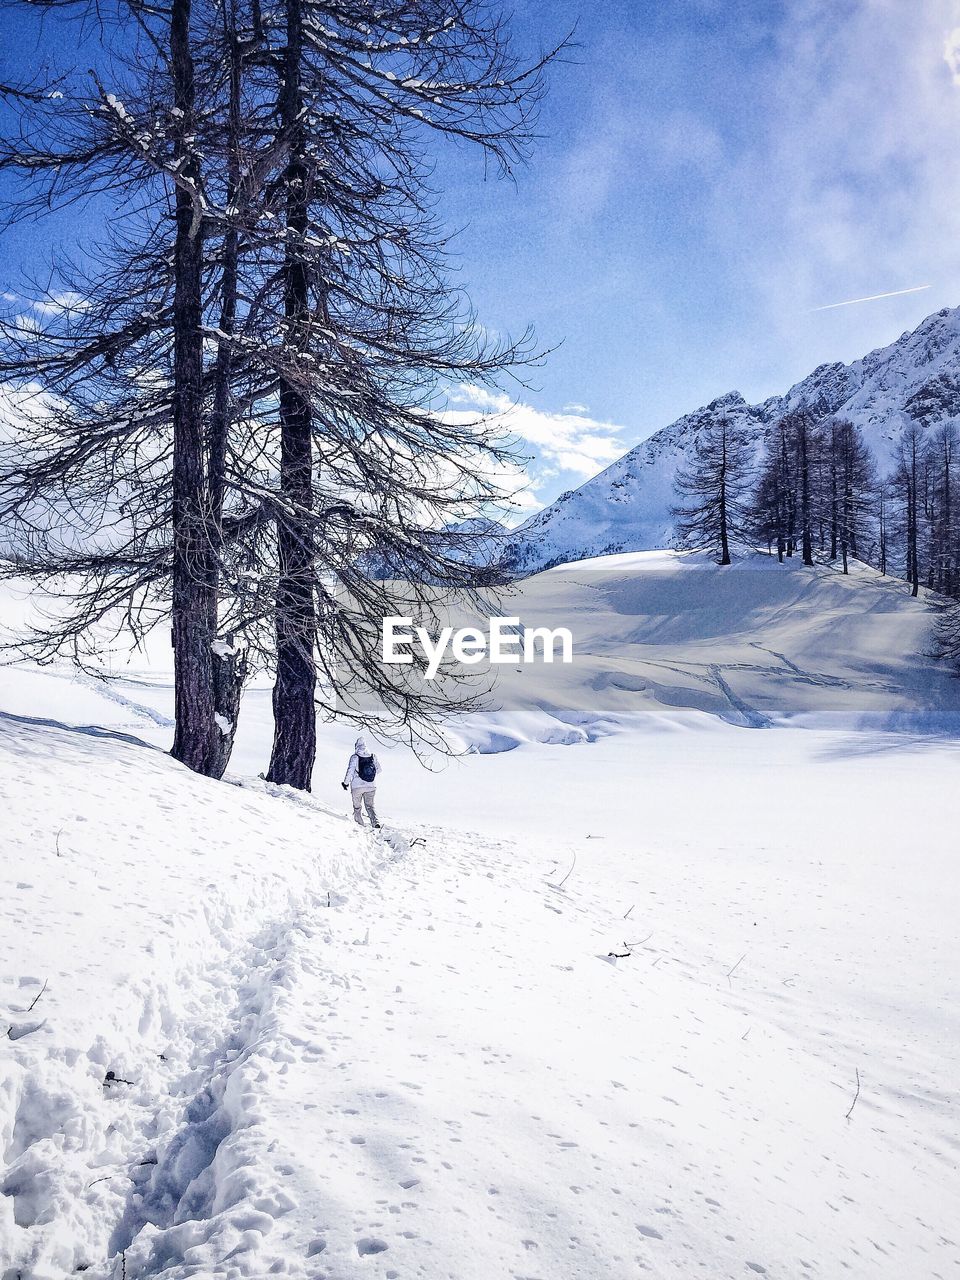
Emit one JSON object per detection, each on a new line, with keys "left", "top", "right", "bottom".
{"left": 205, "top": 1, "right": 245, "bottom": 780}
{"left": 842, "top": 466, "right": 852, "bottom": 576}
{"left": 779, "top": 430, "right": 794, "bottom": 557}
{"left": 829, "top": 445, "right": 838, "bottom": 560}
{"left": 943, "top": 438, "right": 952, "bottom": 595}
{"left": 718, "top": 429, "right": 730, "bottom": 564}
{"left": 210, "top": 636, "right": 248, "bottom": 778}
{"left": 775, "top": 475, "right": 784, "bottom": 562}
{"left": 908, "top": 476, "right": 919, "bottom": 598}
{"left": 266, "top": 0, "right": 317, "bottom": 790}
{"left": 800, "top": 421, "right": 813, "bottom": 566}
{"left": 170, "top": 0, "right": 217, "bottom": 775}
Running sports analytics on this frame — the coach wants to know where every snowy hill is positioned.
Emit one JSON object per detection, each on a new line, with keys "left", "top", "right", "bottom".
{"left": 442, "top": 551, "right": 960, "bottom": 751}
{"left": 503, "top": 306, "right": 960, "bottom": 573}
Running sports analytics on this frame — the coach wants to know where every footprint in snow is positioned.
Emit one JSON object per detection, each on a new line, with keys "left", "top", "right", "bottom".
{"left": 7, "top": 1019, "right": 46, "bottom": 1041}
{"left": 356, "top": 1237, "right": 389, "bottom": 1256}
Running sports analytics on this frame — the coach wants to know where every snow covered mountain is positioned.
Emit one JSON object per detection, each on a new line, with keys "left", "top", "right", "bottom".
{"left": 502, "top": 305, "right": 960, "bottom": 573}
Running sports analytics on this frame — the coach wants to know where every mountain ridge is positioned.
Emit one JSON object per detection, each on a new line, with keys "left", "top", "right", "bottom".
{"left": 502, "top": 305, "right": 960, "bottom": 574}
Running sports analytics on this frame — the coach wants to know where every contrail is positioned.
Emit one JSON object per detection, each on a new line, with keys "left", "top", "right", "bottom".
{"left": 810, "top": 284, "right": 931, "bottom": 312}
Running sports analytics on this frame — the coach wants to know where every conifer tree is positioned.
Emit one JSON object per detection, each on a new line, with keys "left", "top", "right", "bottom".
{"left": 673, "top": 416, "right": 754, "bottom": 565}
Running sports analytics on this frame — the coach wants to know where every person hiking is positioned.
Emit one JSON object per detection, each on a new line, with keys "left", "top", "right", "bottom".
{"left": 342, "top": 735, "right": 381, "bottom": 828}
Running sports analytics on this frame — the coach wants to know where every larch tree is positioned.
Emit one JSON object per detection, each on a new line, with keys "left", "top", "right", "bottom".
{"left": 0, "top": 0, "right": 255, "bottom": 777}
{"left": 673, "top": 416, "right": 754, "bottom": 565}
{"left": 829, "top": 418, "right": 875, "bottom": 575}
{"left": 0, "top": 0, "right": 563, "bottom": 791}
{"left": 926, "top": 422, "right": 957, "bottom": 595}
{"left": 893, "top": 420, "right": 927, "bottom": 598}
{"left": 787, "top": 409, "right": 817, "bottom": 568}
{"left": 228, "top": 0, "right": 562, "bottom": 790}
{"left": 753, "top": 416, "right": 796, "bottom": 561}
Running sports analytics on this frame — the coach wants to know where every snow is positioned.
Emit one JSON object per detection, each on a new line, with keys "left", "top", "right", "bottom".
{"left": 2, "top": 554, "right": 960, "bottom": 1278}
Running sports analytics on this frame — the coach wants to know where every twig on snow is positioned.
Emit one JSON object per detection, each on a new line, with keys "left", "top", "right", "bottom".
{"left": 554, "top": 852, "right": 577, "bottom": 889}
{"left": 845, "top": 1068, "right": 861, "bottom": 1120}
{"left": 726, "top": 954, "right": 746, "bottom": 986}
{"left": 87, "top": 1157, "right": 157, "bottom": 1190}
{"left": 104, "top": 1070, "right": 135, "bottom": 1087}
{"left": 26, "top": 979, "right": 48, "bottom": 1013}
{"left": 623, "top": 904, "right": 634, "bottom": 919}
{"left": 624, "top": 932, "right": 653, "bottom": 949}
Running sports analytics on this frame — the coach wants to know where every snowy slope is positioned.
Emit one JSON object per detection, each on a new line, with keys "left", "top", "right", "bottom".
{"left": 435, "top": 551, "right": 960, "bottom": 751}
{"left": 504, "top": 306, "right": 960, "bottom": 572}
{"left": 4, "top": 673, "right": 960, "bottom": 1280}
{"left": 0, "top": 710, "right": 389, "bottom": 1277}
{"left": 3, "top": 556, "right": 960, "bottom": 1278}
{"left": 4, "top": 550, "right": 956, "bottom": 758}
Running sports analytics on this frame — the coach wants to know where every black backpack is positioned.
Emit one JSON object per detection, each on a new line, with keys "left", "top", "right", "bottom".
{"left": 357, "top": 754, "right": 376, "bottom": 783}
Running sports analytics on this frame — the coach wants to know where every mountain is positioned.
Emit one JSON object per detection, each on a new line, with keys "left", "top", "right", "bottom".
{"left": 502, "top": 305, "right": 960, "bottom": 574}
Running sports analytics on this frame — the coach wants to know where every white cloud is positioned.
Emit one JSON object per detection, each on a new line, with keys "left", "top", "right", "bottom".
{"left": 538, "top": 1, "right": 960, "bottom": 412}
{"left": 31, "top": 291, "right": 90, "bottom": 317}
{"left": 945, "top": 25, "right": 960, "bottom": 82}
{"left": 708, "top": 0, "right": 960, "bottom": 378}
{"left": 446, "top": 384, "right": 628, "bottom": 481}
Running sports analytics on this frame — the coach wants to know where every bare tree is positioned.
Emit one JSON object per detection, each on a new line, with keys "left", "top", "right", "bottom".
{"left": 877, "top": 480, "right": 889, "bottom": 576}
{"left": 925, "top": 422, "right": 958, "bottom": 596}
{"left": 673, "top": 416, "right": 754, "bottom": 565}
{"left": 757, "top": 409, "right": 821, "bottom": 567}
{"left": 0, "top": 0, "right": 253, "bottom": 776}
{"left": 829, "top": 418, "right": 875, "bottom": 575}
{"left": 170, "top": 0, "right": 218, "bottom": 773}
{"left": 234, "top": 0, "right": 563, "bottom": 788}
{"left": 0, "top": 0, "right": 563, "bottom": 790}
{"left": 753, "top": 417, "right": 795, "bottom": 561}
{"left": 893, "top": 421, "right": 927, "bottom": 597}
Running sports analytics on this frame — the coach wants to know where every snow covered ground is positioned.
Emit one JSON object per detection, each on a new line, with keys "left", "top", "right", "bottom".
{"left": 2, "top": 553, "right": 960, "bottom": 1279}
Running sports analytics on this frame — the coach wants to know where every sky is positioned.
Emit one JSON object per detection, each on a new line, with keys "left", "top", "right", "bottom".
{"left": 430, "top": 0, "right": 960, "bottom": 513}
{"left": 3, "top": 0, "right": 960, "bottom": 518}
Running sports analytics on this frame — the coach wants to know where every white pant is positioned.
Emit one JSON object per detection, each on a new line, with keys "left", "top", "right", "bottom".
{"left": 351, "top": 785, "right": 378, "bottom": 827}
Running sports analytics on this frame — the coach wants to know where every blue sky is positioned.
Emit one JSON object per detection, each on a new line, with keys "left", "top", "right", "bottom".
{"left": 4, "top": 0, "right": 960, "bottom": 516}
{"left": 431, "top": 0, "right": 960, "bottom": 511}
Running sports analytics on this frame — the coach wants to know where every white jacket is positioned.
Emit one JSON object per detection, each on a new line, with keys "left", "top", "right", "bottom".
{"left": 343, "top": 737, "right": 380, "bottom": 790}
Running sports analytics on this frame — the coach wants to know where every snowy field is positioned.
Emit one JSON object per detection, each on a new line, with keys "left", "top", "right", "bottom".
{"left": 2, "top": 554, "right": 959, "bottom": 1279}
